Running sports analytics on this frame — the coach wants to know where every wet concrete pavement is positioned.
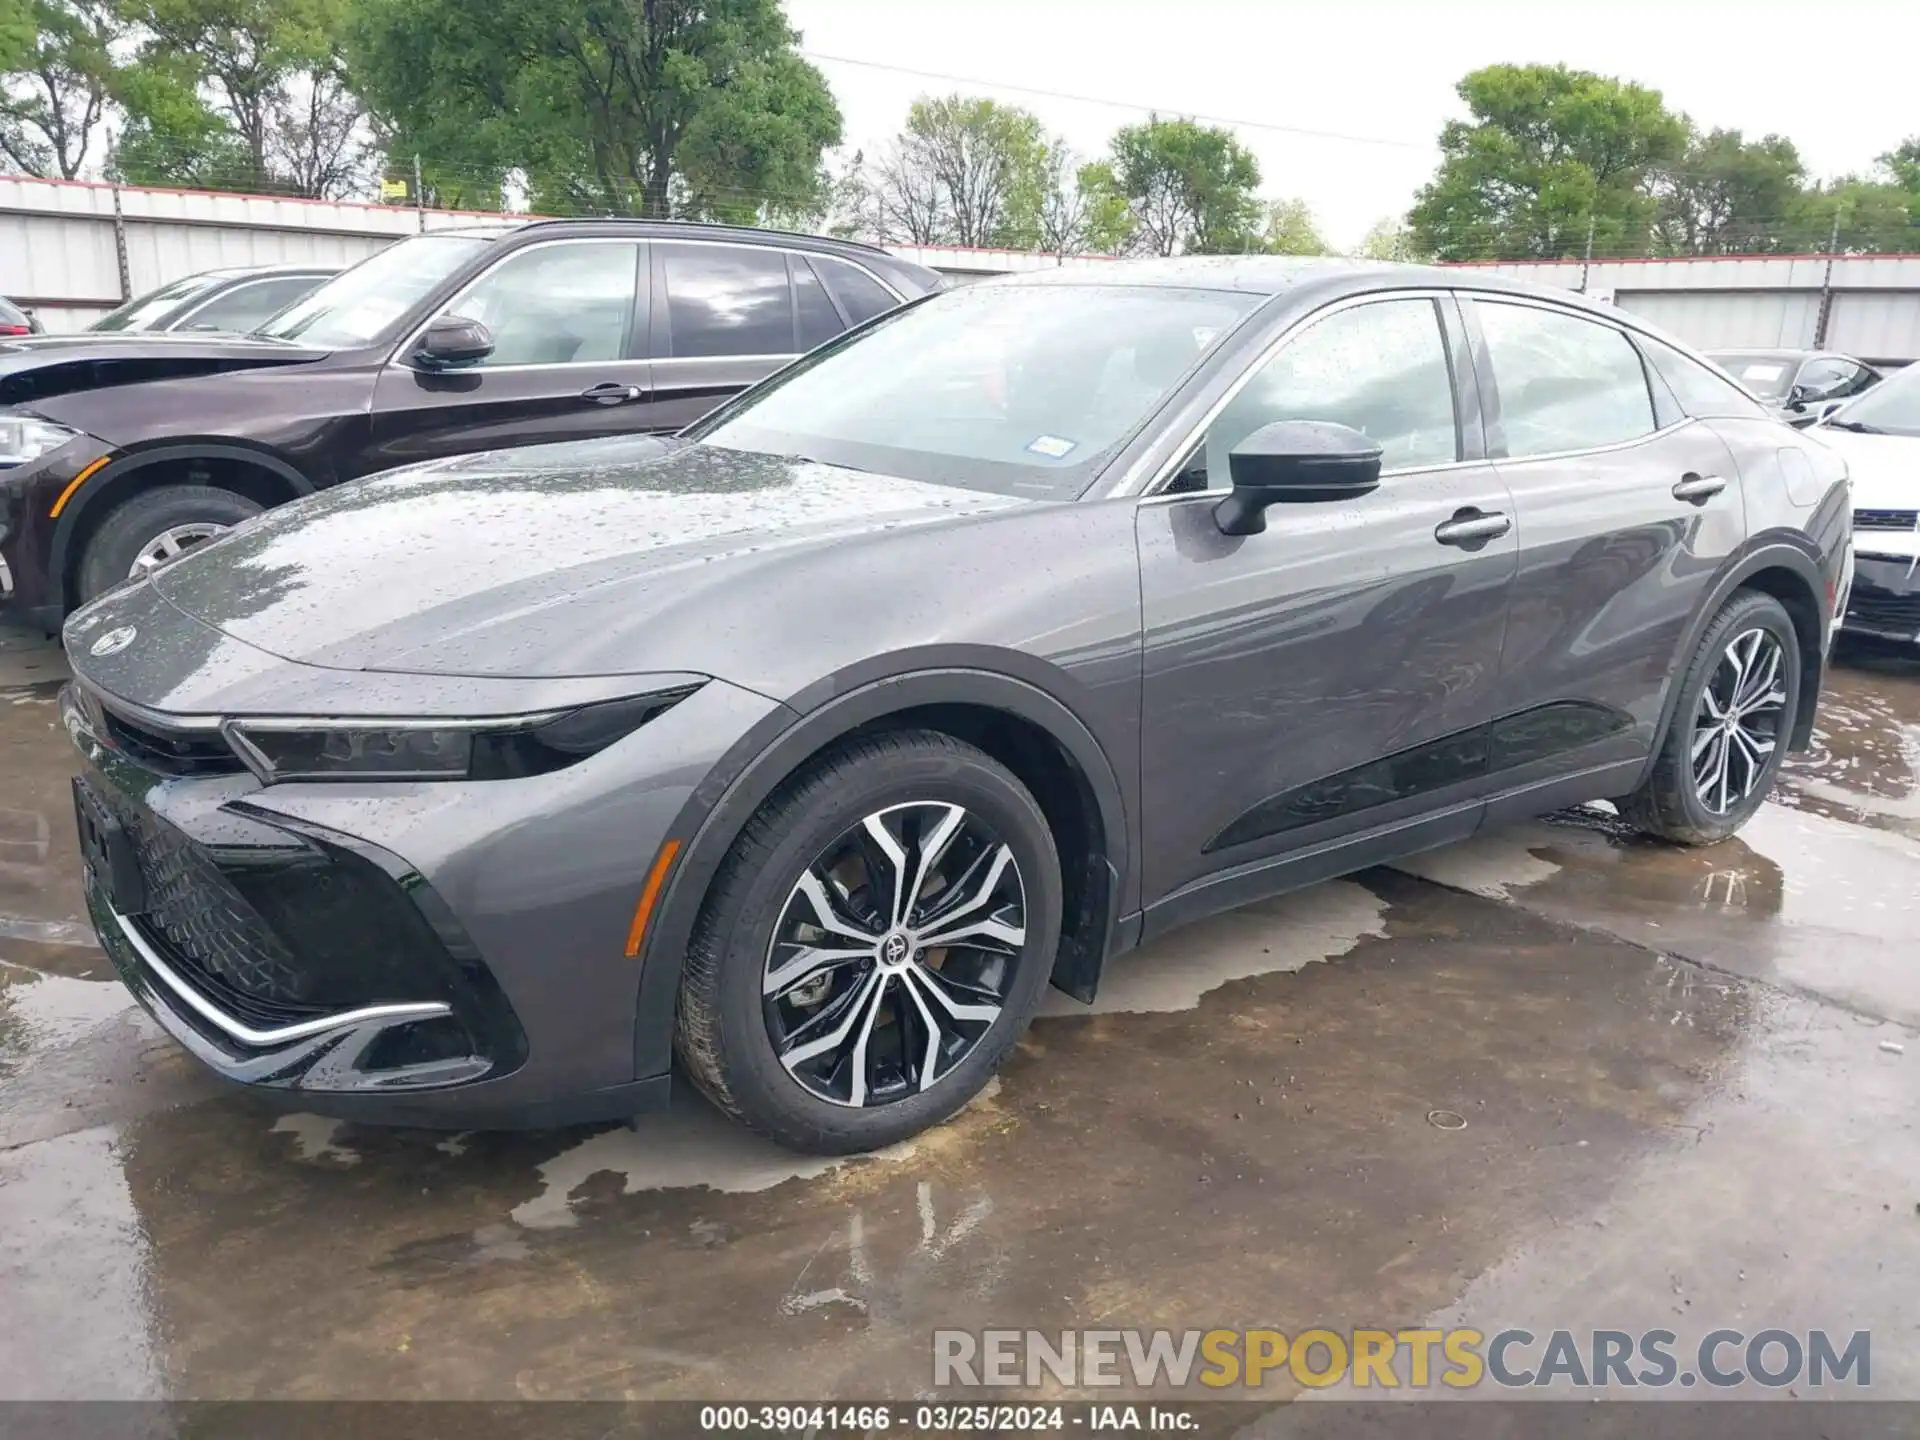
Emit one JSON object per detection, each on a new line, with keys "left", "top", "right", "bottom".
{"left": 2, "top": 623, "right": 1917, "bottom": 1408}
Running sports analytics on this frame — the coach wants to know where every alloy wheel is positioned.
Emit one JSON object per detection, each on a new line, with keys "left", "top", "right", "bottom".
{"left": 763, "top": 801, "right": 1027, "bottom": 1108}
{"left": 129, "top": 523, "right": 229, "bottom": 578}
{"left": 1691, "top": 626, "right": 1789, "bottom": 815}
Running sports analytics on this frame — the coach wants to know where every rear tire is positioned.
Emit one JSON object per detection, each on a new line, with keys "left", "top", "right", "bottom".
{"left": 76, "top": 484, "right": 263, "bottom": 603}
{"left": 1622, "top": 590, "right": 1801, "bottom": 845}
{"left": 675, "top": 729, "right": 1061, "bottom": 1155}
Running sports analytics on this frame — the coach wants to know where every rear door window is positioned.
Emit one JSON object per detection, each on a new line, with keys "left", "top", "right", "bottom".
{"left": 1475, "top": 302, "right": 1656, "bottom": 457}
{"left": 660, "top": 243, "right": 795, "bottom": 358}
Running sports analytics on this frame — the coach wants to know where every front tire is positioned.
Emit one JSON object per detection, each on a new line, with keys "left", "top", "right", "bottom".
{"left": 76, "top": 485, "right": 263, "bottom": 603}
{"left": 1623, "top": 590, "right": 1801, "bottom": 845}
{"left": 675, "top": 730, "right": 1061, "bottom": 1155}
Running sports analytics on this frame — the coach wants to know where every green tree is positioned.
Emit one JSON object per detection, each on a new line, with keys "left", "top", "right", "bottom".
{"left": 1034, "top": 146, "right": 1130, "bottom": 255}
{"left": 348, "top": 0, "right": 841, "bottom": 220}
{"left": 1258, "top": 196, "right": 1327, "bottom": 256}
{"left": 1107, "top": 114, "right": 1262, "bottom": 255}
{"left": 1652, "top": 128, "right": 1805, "bottom": 255}
{"left": 1408, "top": 63, "right": 1686, "bottom": 261}
{"left": 113, "top": 0, "right": 370, "bottom": 196}
{"left": 1355, "top": 216, "right": 1426, "bottom": 262}
{"left": 871, "top": 95, "right": 1047, "bottom": 248}
{"left": 1880, "top": 136, "right": 1920, "bottom": 193}
{"left": 1792, "top": 177, "right": 1918, "bottom": 254}
{"left": 0, "top": 0, "right": 118, "bottom": 178}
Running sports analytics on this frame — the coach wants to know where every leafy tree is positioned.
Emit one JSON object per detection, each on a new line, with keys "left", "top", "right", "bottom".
{"left": 348, "top": 0, "right": 841, "bottom": 221}
{"left": 113, "top": 0, "right": 371, "bottom": 196}
{"left": 1034, "top": 144, "right": 1130, "bottom": 255}
{"left": 1792, "top": 177, "right": 1918, "bottom": 254}
{"left": 1107, "top": 114, "right": 1262, "bottom": 255}
{"left": 1259, "top": 197, "right": 1327, "bottom": 256}
{"left": 1880, "top": 136, "right": 1920, "bottom": 194}
{"left": 0, "top": 0, "right": 118, "bottom": 178}
{"left": 1408, "top": 63, "right": 1686, "bottom": 261}
{"left": 871, "top": 95, "right": 1047, "bottom": 248}
{"left": 1355, "top": 216, "right": 1426, "bottom": 262}
{"left": 1651, "top": 128, "right": 1805, "bottom": 255}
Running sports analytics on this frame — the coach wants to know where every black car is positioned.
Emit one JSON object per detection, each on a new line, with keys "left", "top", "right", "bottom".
{"left": 1706, "top": 348, "right": 1883, "bottom": 427}
{"left": 0, "top": 221, "right": 940, "bottom": 627}
{"left": 86, "top": 264, "right": 339, "bottom": 337}
{"left": 62, "top": 259, "right": 1851, "bottom": 1153}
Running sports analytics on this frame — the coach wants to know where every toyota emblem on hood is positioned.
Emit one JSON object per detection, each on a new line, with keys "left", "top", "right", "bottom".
{"left": 89, "top": 626, "right": 137, "bottom": 657}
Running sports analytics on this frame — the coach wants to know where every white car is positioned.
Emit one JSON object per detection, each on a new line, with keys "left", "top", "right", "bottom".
{"left": 1808, "top": 365, "right": 1920, "bottom": 644}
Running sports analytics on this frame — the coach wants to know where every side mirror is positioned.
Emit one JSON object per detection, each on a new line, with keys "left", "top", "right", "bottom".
{"left": 1214, "top": 420, "right": 1383, "bottom": 536}
{"left": 415, "top": 313, "right": 494, "bottom": 369}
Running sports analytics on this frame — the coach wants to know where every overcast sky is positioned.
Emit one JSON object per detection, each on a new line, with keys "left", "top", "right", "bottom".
{"left": 783, "top": 0, "right": 1917, "bottom": 250}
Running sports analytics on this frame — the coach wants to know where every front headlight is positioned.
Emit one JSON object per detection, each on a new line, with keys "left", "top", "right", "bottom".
{"left": 222, "top": 688, "right": 700, "bottom": 784}
{"left": 0, "top": 415, "right": 79, "bottom": 467}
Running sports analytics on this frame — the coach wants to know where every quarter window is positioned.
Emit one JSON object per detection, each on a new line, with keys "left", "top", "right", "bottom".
{"left": 794, "top": 257, "right": 845, "bottom": 350}
{"left": 1201, "top": 297, "right": 1459, "bottom": 486}
{"left": 445, "top": 241, "right": 639, "bottom": 367}
{"left": 661, "top": 244, "right": 795, "bottom": 358}
{"left": 1639, "top": 337, "right": 1768, "bottom": 420}
{"left": 813, "top": 256, "right": 901, "bottom": 326}
{"left": 1477, "top": 302, "right": 1655, "bottom": 457}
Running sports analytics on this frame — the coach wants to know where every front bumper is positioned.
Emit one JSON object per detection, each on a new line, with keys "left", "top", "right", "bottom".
{"left": 1840, "top": 553, "right": 1920, "bottom": 643}
{"left": 2, "top": 435, "right": 115, "bottom": 625}
{"left": 62, "top": 668, "right": 786, "bottom": 1126}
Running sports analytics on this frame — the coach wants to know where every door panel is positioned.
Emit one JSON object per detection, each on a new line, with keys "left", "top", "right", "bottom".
{"left": 645, "top": 241, "right": 802, "bottom": 432}
{"left": 1137, "top": 470, "right": 1517, "bottom": 905}
{"left": 362, "top": 239, "right": 653, "bottom": 475}
{"left": 1135, "top": 295, "right": 1516, "bottom": 909}
{"left": 1472, "top": 298, "right": 1749, "bottom": 770}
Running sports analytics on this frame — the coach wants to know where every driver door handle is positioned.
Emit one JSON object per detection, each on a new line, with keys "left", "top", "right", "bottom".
{"left": 581, "top": 382, "right": 642, "bottom": 405}
{"left": 1434, "top": 509, "right": 1511, "bottom": 548}
{"left": 1672, "top": 472, "right": 1727, "bottom": 504}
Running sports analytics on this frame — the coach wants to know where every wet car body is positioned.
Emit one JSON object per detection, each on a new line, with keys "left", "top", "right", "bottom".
{"left": 58, "top": 260, "right": 1853, "bottom": 1139}
{"left": 0, "top": 221, "right": 939, "bottom": 628}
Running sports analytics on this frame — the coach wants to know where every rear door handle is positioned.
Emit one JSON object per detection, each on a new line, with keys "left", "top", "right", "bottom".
{"left": 1434, "top": 509, "right": 1511, "bottom": 548}
{"left": 581, "top": 382, "right": 642, "bottom": 405}
{"left": 1672, "top": 472, "right": 1727, "bottom": 504}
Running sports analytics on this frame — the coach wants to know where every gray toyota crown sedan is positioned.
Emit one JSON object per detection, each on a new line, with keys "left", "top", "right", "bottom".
{"left": 60, "top": 258, "right": 1852, "bottom": 1154}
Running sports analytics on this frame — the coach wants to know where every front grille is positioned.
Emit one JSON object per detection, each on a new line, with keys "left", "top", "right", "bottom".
{"left": 106, "top": 791, "right": 316, "bottom": 1006}
{"left": 1845, "top": 585, "right": 1920, "bottom": 636}
{"left": 1853, "top": 508, "right": 1919, "bottom": 531}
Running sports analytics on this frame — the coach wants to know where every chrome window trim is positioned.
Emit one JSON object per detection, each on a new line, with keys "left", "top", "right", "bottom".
{"left": 1113, "top": 288, "right": 1462, "bottom": 500}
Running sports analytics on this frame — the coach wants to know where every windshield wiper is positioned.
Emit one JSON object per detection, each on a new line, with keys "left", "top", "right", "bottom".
{"left": 1826, "top": 419, "right": 1885, "bottom": 434}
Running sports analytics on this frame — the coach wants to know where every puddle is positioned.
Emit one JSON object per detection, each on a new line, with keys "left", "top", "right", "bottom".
{"left": 270, "top": 1113, "right": 363, "bottom": 1167}
{"left": 1041, "top": 879, "right": 1387, "bottom": 1016}
{"left": 510, "top": 1087, "right": 936, "bottom": 1229}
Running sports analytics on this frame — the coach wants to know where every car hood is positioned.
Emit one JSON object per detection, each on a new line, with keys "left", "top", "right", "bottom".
{"left": 1809, "top": 427, "right": 1920, "bottom": 555}
{"left": 0, "top": 330, "right": 323, "bottom": 403}
{"left": 144, "top": 434, "right": 1031, "bottom": 680}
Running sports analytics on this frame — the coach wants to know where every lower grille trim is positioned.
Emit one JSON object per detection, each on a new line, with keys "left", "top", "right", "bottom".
{"left": 110, "top": 907, "right": 450, "bottom": 1048}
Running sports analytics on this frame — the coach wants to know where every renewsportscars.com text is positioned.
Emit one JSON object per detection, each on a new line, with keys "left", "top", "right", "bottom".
{"left": 933, "top": 1327, "right": 1871, "bottom": 1390}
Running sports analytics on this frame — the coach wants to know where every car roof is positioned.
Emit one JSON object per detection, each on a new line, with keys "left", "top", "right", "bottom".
{"left": 448, "top": 216, "right": 910, "bottom": 264}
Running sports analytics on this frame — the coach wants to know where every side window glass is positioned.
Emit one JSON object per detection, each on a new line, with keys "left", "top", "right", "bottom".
{"left": 662, "top": 244, "right": 795, "bottom": 358}
{"left": 1796, "top": 358, "right": 1853, "bottom": 398}
{"left": 1477, "top": 302, "right": 1655, "bottom": 457}
{"left": 794, "top": 256, "right": 845, "bottom": 350}
{"left": 813, "top": 256, "right": 900, "bottom": 326}
{"left": 1639, "top": 337, "right": 1768, "bottom": 420}
{"left": 182, "top": 276, "right": 321, "bottom": 332}
{"left": 1203, "top": 298, "right": 1458, "bottom": 488}
{"left": 446, "top": 241, "right": 638, "bottom": 367}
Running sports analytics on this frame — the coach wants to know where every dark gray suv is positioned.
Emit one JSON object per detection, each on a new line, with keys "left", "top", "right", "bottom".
{"left": 62, "top": 259, "right": 1851, "bottom": 1154}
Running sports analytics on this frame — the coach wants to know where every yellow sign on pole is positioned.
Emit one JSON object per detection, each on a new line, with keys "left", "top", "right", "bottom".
{"left": 380, "top": 177, "right": 409, "bottom": 201}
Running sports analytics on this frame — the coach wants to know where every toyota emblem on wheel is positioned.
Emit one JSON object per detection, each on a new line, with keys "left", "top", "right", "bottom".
{"left": 88, "top": 626, "right": 137, "bottom": 657}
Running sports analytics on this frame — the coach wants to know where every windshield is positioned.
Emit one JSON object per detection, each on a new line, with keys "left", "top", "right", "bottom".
{"left": 89, "top": 274, "right": 223, "bottom": 332}
{"left": 254, "top": 233, "right": 495, "bottom": 347}
{"left": 1828, "top": 361, "right": 1920, "bottom": 437}
{"left": 692, "top": 282, "right": 1261, "bottom": 498}
{"left": 1709, "top": 353, "right": 1797, "bottom": 400}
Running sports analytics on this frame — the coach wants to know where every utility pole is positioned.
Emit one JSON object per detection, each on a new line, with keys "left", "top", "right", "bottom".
{"left": 414, "top": 153, "right": 425, "bottom": 232}
{"left": 1814, "top": 207, "right": 1842, "bottom": 348}
{"left": 1579, "top": 212, "right": 1596, "bottom": 293}
{"left": 106, "top": 128, "right": 131, "bottom": 303}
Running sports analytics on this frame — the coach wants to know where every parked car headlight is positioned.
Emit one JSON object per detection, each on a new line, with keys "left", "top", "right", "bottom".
{"left": 221, "top": 687, "right": 700, "bottom": 784}
{"left": 0, "top": 415, "right": 79, "bottom": 467}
